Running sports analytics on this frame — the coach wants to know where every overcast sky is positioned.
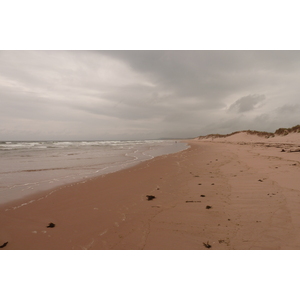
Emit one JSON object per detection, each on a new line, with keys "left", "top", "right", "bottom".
{"left": 1, "top": 50, "right": 300, "bottom": 141}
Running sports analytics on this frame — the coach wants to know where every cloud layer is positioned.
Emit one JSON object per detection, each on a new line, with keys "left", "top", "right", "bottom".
{"left": 1, "top": 50, "right": 300, "bottom": 140}
{"left": 228, "top": 94, "right": 266, "bottom": 113}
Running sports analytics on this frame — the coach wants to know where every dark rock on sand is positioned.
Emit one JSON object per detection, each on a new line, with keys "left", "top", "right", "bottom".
{"left": 47, "top": 223, "right": 56, "bottom": 228}
{"left": 206, "top": 205, "right": 212, "bottom": 209}
{"left": 146, "top": 195, "right": 156, "bottom": 201}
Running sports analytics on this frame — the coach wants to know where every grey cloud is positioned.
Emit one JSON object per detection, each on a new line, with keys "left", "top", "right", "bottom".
{"left": 101, "top": 51, "right": 300, "bottom": 101}
{"left": 2, "top": 50, "right": 300, "bottom": 140}
{"left": 101, "top": 51, "right": 239, "bottom": 101}
{"left": 228, "top": 94, "right": 266, "bottom": 113}
{"left": 276, "top": 104, "right": 300, "bottom": 114}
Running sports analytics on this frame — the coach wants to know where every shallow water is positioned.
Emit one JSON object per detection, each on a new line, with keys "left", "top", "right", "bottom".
{"left": 0, "top": 140, "right": 188, "bottom": 204}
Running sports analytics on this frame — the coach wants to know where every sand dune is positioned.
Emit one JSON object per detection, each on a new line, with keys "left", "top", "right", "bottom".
{"left": 197, "top": 125, "right": 300, "bottom": 147}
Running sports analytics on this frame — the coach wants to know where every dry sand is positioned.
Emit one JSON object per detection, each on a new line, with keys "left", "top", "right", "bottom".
{"left": 1, "top": 134, "right": 300, "bottom": 250}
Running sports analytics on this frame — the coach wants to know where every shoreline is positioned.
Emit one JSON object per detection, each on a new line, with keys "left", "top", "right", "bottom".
{"left": 1, "top": 139, "right": 300, "bottom": 249}
{"left": 0, "top": 141, "right": 190, "bottom": 211}
{"left": 0, "top": 141, "right": 195, "bottom": 249}
{"left": 0, "top": 139, "right": 188, "bottom": 205}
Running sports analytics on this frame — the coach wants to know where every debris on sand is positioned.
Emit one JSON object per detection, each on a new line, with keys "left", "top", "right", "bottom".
{"left": 206, "top": 205, "right": 212, "bottom": 209}
{"left": 146, "top": 195, "right": 156, "bottom": 201}
{"left": 47, "top": 223, "right": 56, "bottom": 228}
{"left": 186, "top": 200, "right": 201, "bottom": 203}
{"left": 203, "top": 241, "right": 211, "bottom": 249}
{"left": 0, "top": 242, "right": 8, "bottom": 249}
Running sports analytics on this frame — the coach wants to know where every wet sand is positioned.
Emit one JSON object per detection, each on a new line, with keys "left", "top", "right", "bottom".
{"left": 1, "top": 137, "right": 300, "bottom": 250}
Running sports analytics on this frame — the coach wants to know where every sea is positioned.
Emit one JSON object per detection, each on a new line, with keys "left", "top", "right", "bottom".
{"left": 0, "top": 140, "right": 188, "bottom": 205}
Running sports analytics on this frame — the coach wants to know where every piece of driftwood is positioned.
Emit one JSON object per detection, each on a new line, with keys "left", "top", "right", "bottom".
{"left": 0, "top": 242, "right": 8, "bottom": 249}
{"left": 289, "top": 149, "right": 300, "bottom": 153}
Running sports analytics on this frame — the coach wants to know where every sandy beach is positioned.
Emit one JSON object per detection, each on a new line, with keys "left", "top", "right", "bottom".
{"left": 1, "top": 133, "right": 300, "bottom": 250}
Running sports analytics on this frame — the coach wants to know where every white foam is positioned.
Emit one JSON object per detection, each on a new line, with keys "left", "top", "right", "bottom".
{"left": 99, "top": 229, "right": 108, "bottom": 236}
